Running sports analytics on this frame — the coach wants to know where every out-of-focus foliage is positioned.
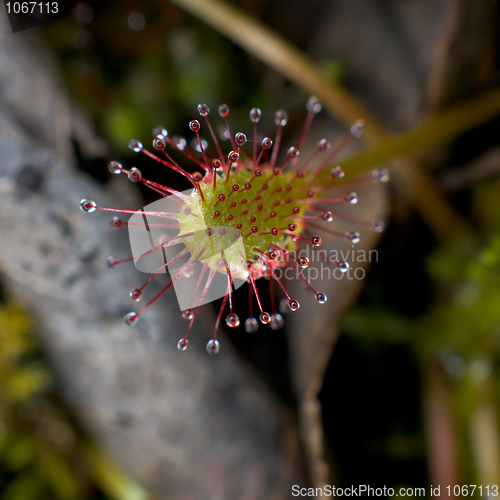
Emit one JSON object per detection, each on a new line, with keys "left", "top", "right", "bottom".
{"left": 344, "top": 177, "right": 500, "bottom": 362}
{"left": 341, "top": 176, "right": 500, "bottom": 485}
{"left": 42, "top": 1, "right": 267, "bottom": 154}
{"left": 0, "top": 303, "right": 147, "bottom": 500}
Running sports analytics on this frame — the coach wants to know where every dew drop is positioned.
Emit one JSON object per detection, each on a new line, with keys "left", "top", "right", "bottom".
{"left": 259, "top": 312, "right": 271, "bottom": 324}
{"left": 271, "top": 227, "right": 279, "bottom": 236}
{"left": 315, "top": 292, "right": 327, "bottom": 304}
{"left": 152, "top": 125, "right": 168, "bottom": 137}
{"left": 250, "top": 108, "right": 262, "bottom": 123}
{"left": 106, "top": 256, "right": 118, "bottom": 268}
{"left": 331, "top": 166, "right": 345, "bottom": 178}
{"left": 194, "top": 138, "right": 209, "bottom": 152}
{"left": 228, "top": 151, "right": 239, "bottom": 163}
{"left": 128, "top": 139, "right": 143, "bottom": 152}
{"left": 288, "top": 147, "right": 299, "bottom": 158}
{"left": 270, "top": 313, "right": 284, "bottom": 330}
{"left": 189, "top": 120, "right": 201, "bottom": 133}
{"left": 181, "top": 264, "right": 194, "bottom": 278}
{"left": 128, "top": 12, "right": 145, "bottom": 31}
{"left": 274, "top": 110, "right": 288, "bottom": 126}
{"left": 108, "top": 161, "right": 122, "bottom": 175}
{"left": 110, "top": 216, "right": 122, "bottom": 229}
{"left": 318, "top": 139, "right": 331, "bottom": 152}
{"left": 371, "top": 220, "right": 385, "bottom": 233}
{"left": 172, "top": 136, "right": 187, "bottom": 151}
{"left": 80, "top": 199, "right": 96, "bottom": 212}
{"left": 261, "top": 137, "right": 273, "bottom": 149}
{"left": 153, "top": 135, "right": 166, "bottom": 150}
{"left": 288, "top": 299, "right": 300, "bottom": 311}
{"left": 129, "top": 288, "right": 142, "bottom": 301}
{"left": 220, "top": 129, "right": 229, "bottom": 142}
{"left": 322, "top": 211, "right": 333, "bottom": 222}
{"left": 226, "top": 313, "right": 240, "bottom": 328}
{"left": 350, "top": 119, "right": 365, "bottom": 138}
{"left": 345, "top": 192, "right": 358, "bottom": 204}
{"left": 158, "top": 234, "right": 170, "bottom": 246}
{"left": 346, "top": 231, "right": 360, "bottom": 244}
{"left": 206, "top": 339, "right": 220, "bottom": 355}
{"left": 220, "top": 229, "right": 226, "bottom": 235}
{"left": 288, "top": 223, "right": 297, "bottom": 231}
{"left": 197, "top": 103, "right": 210, "bottom": 117}
{"left": 245, "top": 317, "right": 259, "bottom": 333}
{"left": 268, "top": 249, "right": 280, "bottom": 260}
{"left": 192, "top": 172, "right": 203, "bottom": 182}
{"left": 336, "top": 261, "right": 349, "bottom": 273}
{"left": 182, "top": 309, "right": 194, "bottom": 320}
{"left": 306, "top": 96, "right": 322, "bottom": 113}
{"left": 372, "top": 168, "right": 390, "bottom": 183}
{"left": 311, "top": 236, "right": 322, "bottom": 247}
{"left": 235, "top": 132, "right": 247, "bottom": 146}
{"left": 177, "top": 338, "right": 188, "bottom": 351}
{"left": 128, "top": 167, "right": 142, "bottom": 182}
{"left": 218, "top": 104, "right": 230, "bottom": 117}
{"left": 181, "top": 204, "right": 191, "bottom": 216}
{"left": 206, "top": 228, "right": 213, "bottom": 236}
{"left": 124, "top": 312, "right": 138, "bottom": 325}
{"left": 298, "top": 257, "right": 310, "bottom": 268}
{"left": 279, "top": 298, "right": 289, "bottom": 314}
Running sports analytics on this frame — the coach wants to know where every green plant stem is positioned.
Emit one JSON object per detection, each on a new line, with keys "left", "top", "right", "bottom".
{"left": 337, "top": 90, "right": 500, "bottom": 178}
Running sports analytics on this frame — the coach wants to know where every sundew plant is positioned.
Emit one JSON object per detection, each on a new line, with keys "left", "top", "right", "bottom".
{"left": 11, "top": 0, "right": 500, "bottom": 495}
{"left": 81, "top": 98, "right": 389, "bottom": 354}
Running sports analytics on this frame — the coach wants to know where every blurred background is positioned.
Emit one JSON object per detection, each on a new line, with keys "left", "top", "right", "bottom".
{"left": 1, "top": 0, "right": 500, "bottom": 498}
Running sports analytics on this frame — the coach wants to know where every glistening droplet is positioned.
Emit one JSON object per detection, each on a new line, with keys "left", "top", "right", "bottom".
{"left": 80, "top": 199, "right": 96, "bottom": 212}
{"left": 206, "top": 339, "right": 220, "bottom": 355}
{"left": 124, "top": 312, "right": 138, "bottom": 325}
{"left": 270, "top": 313, "right": 284, "bottom": 330}
{"left": 245, "top": 317, "right": 259, "bottom": 333}
{"left": 226, "top": 313, "right": 240, "bottom": 328}
{"left": 315, "top": 292, "right": 327, "bottom": 304}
